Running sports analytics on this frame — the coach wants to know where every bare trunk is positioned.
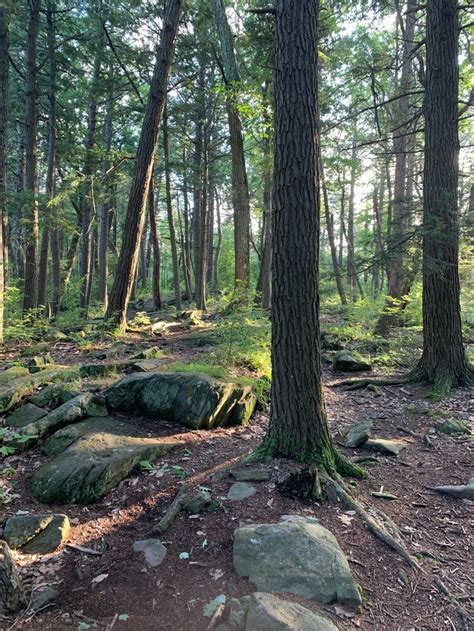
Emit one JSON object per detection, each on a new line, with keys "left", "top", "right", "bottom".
{"left": 0, "top": 7, "right": 8, "bottom": 343}
{"left": 148, "top": 172, "right": 162, "bottom": 310}
{"left": 163, "top": 107, "right": 181, "bottom": 309}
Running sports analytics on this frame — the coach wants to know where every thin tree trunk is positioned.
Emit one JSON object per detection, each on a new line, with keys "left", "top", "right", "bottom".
{"left": 346, "top": 141, "right": 357, "bottom": 300}
{"left": 148, "top": 171, "right": 162, "bottom": 310}
{"left": 413, "top": 0, "right": 471, "bottom": 390}
{"left": 49, "top": 2, "right": 60, "bottom": 316}
{"left": 0, "top": 7, "right": 8, "bottom": 343}
{"left": 23, "top": 0, "right": 41, "bottom": 312}
{"left": 105, "top": 0, "right": 183, "bottom": 330}
{"left": 163, "top": 106, "right": 181, "bottom": 309}
{"left": 213, "top": 188, "right": 222, "bottom": 292}
{"left": 181, "top": 148, "right": 193, "bottom": 300}
{"left": 193, "top": 79, "right": 206, "bottom": 309}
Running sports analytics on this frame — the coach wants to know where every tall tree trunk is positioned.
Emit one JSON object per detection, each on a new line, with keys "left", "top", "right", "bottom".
{"left": 0, "top": 7, "right": 8, "bottom": 343}
{"left": 375, "top": 0, "right": 417, "bottom": 334}
{"left": 38, "top": 2, "right": 56, "bottom": 314}
{"left": 412, "top": 0, "right": 471, "bottom": 390}
{"left": 181, "top": 148, "right": 193, "bottom": 300}
{"left": 206, "top": 161, "right": 215, "bottom": 289}
{"left": 212, "top": 188, "right": 222, "bottom": 292}
{"left": 320, "top": 158, "right": 346, "bottom": 305}
{"left": 193, "top": 78, "right": 206, "bottom": 309}
{"left": 105, "top": 0, "right": 183, "bottom": 330}
{"left": 346, "top": 141, "right": 357, "bottom": 300}
{"left": 98, "top": 64, "right": 114, "bottom": 309}
{"left": 163, "top": 107, "right": 181, "bottom": 309}
{"left": 210, "top": 0, "right": 250, "bottom": 291}
{"left": 23, "top": 0, "right": 41, "bottom": 312}
{"left": 264, "top": 0, "right": 360, "bottom": 482}
{"left": 79, "top": 30, "right": 102, "bottom": 316}
{"left": 148, "top": 171, "right": 161, "bottom": 310}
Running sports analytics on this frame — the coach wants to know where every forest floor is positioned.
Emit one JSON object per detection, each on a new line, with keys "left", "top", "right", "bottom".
{"left": 0, "top": 312, "right": 473, "bottom": 631}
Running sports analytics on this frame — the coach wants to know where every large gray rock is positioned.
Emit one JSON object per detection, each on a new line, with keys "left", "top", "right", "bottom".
{"left": 29, "top": 382, "right": 81, "bottom": 409}
{"left": 333, "top": 353, "right": 371, "bottom": 373}
{"left": 218, "top": 592, "right": 338, "bottom": 631}
{"left": 233, "top": 521, "right": 361, "bottom": 605}
{"left": 0, "top": 541, "right": 26, "bottom": 613}
{"left": 3, "top": 514, "right": 70, "bottom": 554}
{"left": 32, "top": 428, "right": 181, "bottom": 505}
{"left": 5, "top": 403, "right": 47, "bottom": 428}
{"left": 105, "top": 372, "right": 256, "bottom": 429}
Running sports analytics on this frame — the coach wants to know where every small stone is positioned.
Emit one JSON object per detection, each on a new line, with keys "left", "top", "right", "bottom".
{"left": 333, "top": 352, "right": 372, "bottom": 373}
{"left": 231, "top": 468, "right": 271, "bottom": 482}
{"left": 132, "top": 539, "right": 167, "bottom": 567}
{"left": 183, "top": 489, "right": 212, "bottom": 513}
{"left": 364, "top": 438, "right": 406, "bottom": 455}
{"left": 5, "top": 403, "right": 47, "bottom": 428}
{"left": 227, "top": 482, "right": 257, "bottom": 501}
{"left": 438, "top": 418, "right": 470, "bottom": 435}
{"left": 126, "top": 359, "right": 162, "bottom": 373}
{"left": 27, "top": 354, "right": 53, "bottom": 373}
{"left": 3, "top": 514, "right": 70, "bottom": 554}
{"left": 132, "top": 347, "right": 163, "bottom": 360}
{"left": 29, "top": 586, "right": 59, "bottom": 613}
{"left": 345, "top": 420, "right": 372, "bottom": 448}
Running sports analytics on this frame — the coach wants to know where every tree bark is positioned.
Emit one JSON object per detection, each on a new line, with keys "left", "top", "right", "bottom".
{"left": 264, "top": 0, "right": 360, "bottom": 480}
{"left": 148, "top": 171, "right": 161, "bottom": 310}
{"left": 163, "top": 106, "right": 181, "bottom": 309}
{"left": 105, "top": 0, "right": 183, "bottom": 330}
{"left": 0, "top": 7, "right": 8, "bottom": 343}
{"left": 22, "top": 0, "right": 41, "bottom": 312}
{"left": 412, "top": 0, "right": 472, "bottom": 390}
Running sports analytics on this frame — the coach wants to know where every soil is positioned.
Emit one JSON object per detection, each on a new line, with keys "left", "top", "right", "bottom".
{"left": 0, "top": 327, "right": 473, "bottom": 631}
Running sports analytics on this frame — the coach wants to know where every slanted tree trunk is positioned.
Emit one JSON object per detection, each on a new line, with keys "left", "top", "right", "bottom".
{"left": 163, "top": 106, "right": 181, "bottom": 309}
{"left": 23, "top": 0, "right": 41, "bottom": 312}
{"left": 105, "top": 0, "right": 183, "bottom": 330}
{"left": 210, "top": 0, "right": 250, "bottom": 291}
{"left": 0, "top": 7, "right": 8, "bottom": 343}
{"left": 148, "top": 171, "right": 161, "bottom": 310}
{"left": 262, "top": 0, "right": 361, "bottom": 482}
{"left": 411, "top": 0, "right": 472, "bottom": 391}
{"left": 375, "top": 0, "right": 417, "bottom": 334}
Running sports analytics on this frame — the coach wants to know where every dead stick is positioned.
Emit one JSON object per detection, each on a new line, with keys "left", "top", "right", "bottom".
{"left": 149, "top": 484, "right": 190, "bottom": 535}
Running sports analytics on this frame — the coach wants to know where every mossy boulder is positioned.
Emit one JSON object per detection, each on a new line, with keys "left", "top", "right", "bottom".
{"left": 79, "top": 363, "right": 124, "bottom": 378}
{"left": 29, "top": 382, "right": 81, "bottom": 408}
{"left": 333, "top": 352, "right": 372, "bottom": 373}
{"left": 26, "top": 354, "right": 53, "bottom": 373}
{"left": 132, "top": 347, "right": 164, "bottom": 360}
{"left": 5, "top": 403, "right": 47, "bottom": 428}
{"left": 32, "top": 429, "right": 181, "bottom": 504}
{"left": 438, "top": 418, "right": 470, "bottom": 435}
{"left": 105, "top": 372, "right": 257, "bottom": 429}
{"left": 233, "top": 520, "right": 361, "bottom": 605}
{"left": 42, "top": 416, "right": 125, "bottom": 456}
{"left": 3, "top": 514, "right": 70, "bottom": 554}
{"left": 345, "top": 420, "right": 373, "bottom": 448}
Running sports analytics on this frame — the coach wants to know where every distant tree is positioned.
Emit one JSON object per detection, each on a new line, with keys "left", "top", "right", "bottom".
{"left": 0, "top": 6, "right": 8, "bottom": 342}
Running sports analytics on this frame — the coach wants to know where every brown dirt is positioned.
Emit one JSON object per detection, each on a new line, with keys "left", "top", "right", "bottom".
{"left": 1, "top": 332, "right": 473, "bottom": 631}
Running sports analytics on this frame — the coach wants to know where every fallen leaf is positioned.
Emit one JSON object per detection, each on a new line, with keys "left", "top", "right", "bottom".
{"left": 91, "top": 573, "right": 108, "bottom": 584}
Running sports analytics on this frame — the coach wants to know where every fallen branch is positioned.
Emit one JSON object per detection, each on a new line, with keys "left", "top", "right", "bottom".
{"left": 149, "top": 484, "right": 191, "bottom": 535}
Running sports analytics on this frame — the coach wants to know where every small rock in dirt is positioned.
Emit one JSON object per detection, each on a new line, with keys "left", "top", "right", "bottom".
{"left": 26, "top": 354, "right": 53, "bottom": 373}
{"left": 333, "top": 352, "right": 371, "bottom": 372}
{"left": 131, "top": 347, "right": 163, "bottom": 360}
{"left": 5, "top": 403, "right": 47, "bottom": 428}
{"left": 345, "top": 420, "right": 373, "bottom": 448}
{"left": 79, "top": 363, "right": 125, "bottom": 378}
{"left": 126, "top": 359, "right": 162, "bottom": 373}
{"left": 0, "top": 540, "right": 26, "bottom": 613}
{"left": 430, "top": 478, "right": 474, "bottom": 501}
{"left": 183, "top": 489, "right": 212, "bottom": 513}
{"left": 364, "top": 438, "right": 406, "bottom": 455}
{"left": 29, "top": 586, "right": 59, "bottom": 613}
{"left": 233, "top": 520, "right": 361, "bottom": 605}
{"left": 227, "top": 482, "right": 257, "bottom": 501}
{"left": 367, "top": 383, "right": 383, "bottom": 396}
{"left": 3, "top": 514, "right": 70, "bottom": 554}
{"left": 218, "top": 592, "right": 338, "bottom": 631}
{"left": 437, "top": 418, "right": 470, "bottom": 435}
{"left": 132, "top": 539, "right": 167, "bottom": 567}
{"left": 231, "top": 468, "right": 271, "bottom": 482}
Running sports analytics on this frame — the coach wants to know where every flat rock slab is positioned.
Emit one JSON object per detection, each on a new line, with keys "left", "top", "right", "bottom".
{"left": 233, "top": 520, "right": 361, "bottom": 605}
{"left": 364, "top": 438, "right": 407, "bottom": 455}
{"left": 105, "top": 372, "right": 257, "bottom": 429}
{"left": 5, "top": 403, "right": 47, "bottom": 428}
{"left": 3, "top": 514, "right": 70, "bottom": 554}
{"left": 126, "top": 359, "right": 162, "bottom": 373}
{"left": 132, "top": 539, "right": 167, "bottom": 567}
{"left": 0, "top": 366, "right": 79, "bottom": 414}
{"left": 431, "top": 478, "right": 474, "bottom": 501}
{"left": 231, "top": 468, "right": 271, "bottom": 482}
{"left": 345, "top": 420, "right": 373, "bottom": 448}
{"left": 227, "top": 482, "right": 257, "bottom": 501}
{"left": 219, "top": 592, "right": 338, "bottom": 631}
{"left": 42, "top": 416, "right": 127, "bottom": 456}
{"left": 32, "top": 428, "right": 181, "bottom": 505}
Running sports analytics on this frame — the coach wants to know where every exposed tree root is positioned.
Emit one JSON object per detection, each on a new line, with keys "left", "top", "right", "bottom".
{"left": 149, "top": 483, "right": 191, "bottom": 535}
{"left": 333, "top": 376, "right": 411, "bottom": 391}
